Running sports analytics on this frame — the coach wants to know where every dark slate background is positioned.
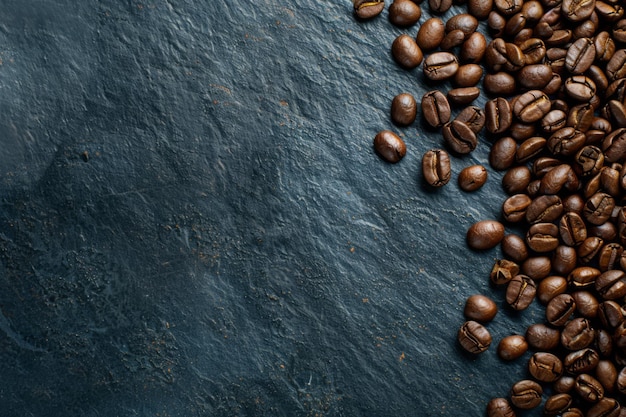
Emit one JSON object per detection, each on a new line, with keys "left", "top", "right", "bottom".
{"left": 0, "top": 1, "right": 546, "bottom": 416}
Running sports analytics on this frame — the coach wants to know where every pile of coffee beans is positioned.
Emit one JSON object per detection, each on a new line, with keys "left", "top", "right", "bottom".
{"left": 356, "top": 0, "right": 626, "bottom": 415}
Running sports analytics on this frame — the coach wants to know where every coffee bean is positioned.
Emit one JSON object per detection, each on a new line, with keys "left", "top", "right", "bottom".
{"left": 510, "top": 379, "right": 542, "bottom": 410}
{"left": 390, "top": 93, "right": 417, "bottom": 126}
{"left": 559, "top": 211, "right": 588, "bottom": 246}
{"left": 571, "top": 290, "right": 599, "bottom": 319}
{"left": 422, "top": 149, "right": 451, "bottom": 187}
{"left": 537, "top": 275, "right": 567, "bottom": 304}
{"left": 464, "top": 294, "right": 498, "bottom": 322}
{"left": 428, "top": 0, "right": 452, "bottom": 14}
{"left": 526, "top": 194, "right": 563, "bottom": 224}
{"left": 519, "top": 64, "right": 553, "bottom": 90}
{"left": 421, "top": 90, "right": 450, "bottom": 128}
{"left": 447, "top": 87, "right": 480, "bottom": 107}
{"left": 583, "top": 192, "right": 615, "bottom": 226}
{"left": 565, "top": 348, "right": 600, "bottom": 375}
{"left": 554, "top": 377, "right": 576, "bottom": 395}
{"left": 529, "top": 352, "right": 563, "bottom": 382}
{"left": 423, "top": 51, "right": 458, "bottom": 81}
{"left": 516, "top": 136, "right": 547, "bottom": 163}
{"left": 486, "top": 398, "right": 515, "bottom": 417}
{"left": 575, "top": 373, "right": 605, "bottom": 402}
{"left": 484, "top": 72, "right": 516, "bottom": 96}
{"left": 546, "top": 293, "right": 576, "bottom": 326}
{"left": 602, "top": 128, "right": 626, "bottom": 164}
{"left": 587, "top": 397, "right": 621, "bottom": 417}
{"left": 373, "top": 130, "right": 406, "bottom": 163}
{"left": 453, "top": 64, "right": 483, "bottom": 87}
{"left": 442, "top": 120, "right": 478, "bottom": 154}
{"left": 526, "top": 222, "right": 560, "bottom": 252}
{"left": 454, "top": 105, "right": 485, "bottom": 133}
{"left": 519, "top": 37, "right": 547, "bottom": 64}
{"left": 485, "top": 97, "right": 512, "bottom": 134}
{"left": 595, "top": 360, "right": 617, "bottom": 393}
{"left": 547, "top": 127, "right": 586, "bottom": 157}
{"left": 539, "top": 164, "right": 579, "bottom": 195}
{"left": 553, "top": 245, "right": 579, "bottom": 276}
{"left": 521, "top": 255, "right": 552, "bottom": 280}
{"left": 578, "top": 236, "right": 603, "bottom": 264}
{"left": 595, "top": 269, "right": 626, "bottom": 300}
{"left": 606, "top": 49, "right": 626, "bottom": 83}
{"left": 353, "top": 0, "right": 385, "bottom": 19}
{"left": 416, "top": 17, "right": 445, "bottom": 51}
{"left": 567, "top": 103, "right": 594, "bottom": 132}
{"left": 501, "top": 234, "right": 529, "bottom": 263}
{"left": 543, "top": 393, "right": 572, "bottom": 416}
{"left": 541, "top": 109, "right": 567, "bottom": 133}
{"left": 458, "top": 164, "right": 488, "bottom": 191}
{"left": 506, "top": 274, "right": 537, "bottom": 310}
{"left": 388, "top": 0, "right": 421, "bottom": 27}
{"left": 568, "top": 266, "right": 601, "bottom": 289}
{"left": 598, "top": 243, "right": 624, "bottom": 272}
{"left": 494, "top": 0, "right": 522, "bottom": 16}
{"left": 526, "top": 323, "right": 561, "bottom": 351}
{"left": 458, "top": 320, "right": 492, "bottom": 353}
{"left": 392, "top": 34, "right": 424, "bottom": 69}
{"left": 502, "top": 194, "right": 532, "bottom": 223}
{"left": 561, "top": 317, "right": 595, "bottom": 350}
{"left": 440, "top": 29, "right": 465, "bottom": 51}
{"left": 502, "top": 166, "right": 531, "bottom": 195}
{"left": 564, "top": 75, "right": 597, "bottom": 101}
{"left": 460, "top": 32, "right": 487, "bottom": 64}
{"left": 497, "top": 334, "right": 528, "bottom": 361}
{"left": 595, "top": 31, "right": 616, "bottom": 62}
{"left": 489, "top": 137, "right": 517, "bottom": 171}
{"left": 574, "top": 145, "right": 605, "bottom": 177}
{"left": 565, "top": 37, "right": 596, "bottom": 74}
{"left": 467, "top": 220, "right": 505, "bottom": 250}
{"left": 488, "top": 11, "right": 506, "bottom": 38}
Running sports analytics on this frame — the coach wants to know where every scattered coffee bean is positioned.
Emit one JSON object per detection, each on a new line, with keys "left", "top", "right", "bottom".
{"left": 467, "top": 220, "right": 505, "bottom": 250}
{"left": 458, "top": 165, "right": 487, "bottom": 191}
{"left": 422, "top": 149, "right": 451, "bottom": 187}
{"left": 390, "top": 93, "right": 417, "bottom": 126}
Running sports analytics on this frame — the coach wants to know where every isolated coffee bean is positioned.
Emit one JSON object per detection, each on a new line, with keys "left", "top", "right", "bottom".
{"left": 458, "top": 320, "right": 491, "bottom": 353}
{"left": 422, "top": 149, "right": 451, "bottom": 187}
{"left": 390, "top": 93, "right": 417, "bottom": 126}
{"left": 510, "top": 379, "right": 542, "bottom": 410}
{"left": 423, "top": 51, "right": 458, "bottom": 81}
{"left": 353, "top": 0, "right": 385, "bottom": 19}
{"left": 416, "top": 17, "right": 445, "bottom": 51}
{"left": 373, "top": 130, "right": 406, "bottom": 163}
{"left": 467, "top": 220, "right": 505, "bottom": 250}
{"left": 392, "top": 34, "right": 424, "bottom": 69}
{"left": 529, "top": 352, "right": 563, "bottom": 382}
{"left": 497, "top": 334, "right": 528, "bottom": 361}
{"left": 421, "top": 90, "right": 450, "bottom": 128}
{"left": 464, "top": 294, "right": 498, "bottom": 322}
{"left": 458, "top": 165, "right": 488, "bottom": 191}
{"left": 388, "top": 0, "right": 421, "bottom": 27}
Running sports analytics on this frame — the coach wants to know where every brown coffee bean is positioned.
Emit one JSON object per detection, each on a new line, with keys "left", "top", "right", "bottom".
{"left": 543, "top": 393, "right": 572, "bottom": 416}
{"left": 490, "top": 258, "right": 520, "bottom": 285}
{"left": 564, "top": 75, "right": 597, "bottom": 101}
{"left": 595, "top": 360, "right": 618, "bottom": 394}
{"left": 584, "top": 192, "right": 615, "bottom": 225}
{"left": 388, "top": 0, "right": 421, "bottom": 27}
{"left": 561, "top": 317, "right": 595, "bottom": 350}
{"left": 521, "top": 256, "right": 551, "bottom": 280}
{"left": 554, "top": 376, "right": 576, "bottom": 394}
{"left": 574, "top": 145, "right": 604, "bottom": 178}
{"left": 538, "top": 275, "right": 568, "bottom": 304}
{"left": 423, "top": 52, "right": 459, "bottom": 81}
{"left": 464, "top": 294, "right": 498, "bottom": 322}
{"left": 447, "top": 87, "right": 480, "bottom": 107}
{"left": 575, "top": 373, "right": 605, "bottom": 402}
{"left": 519, "top": 64, "right": 553, "bottom": 90}
{"left": 598, "top": 300, "right": 625, "bottom": 329}
{"left": 526, "top": 222, "right": 559, "bottom": 252}
{"left": 520, "top": 37, "right": 547, "bottom": 64}
{"left": 553, "top": 245, "right": 578, "bottom": 276}
{"left": 502, "top": 166, "right": 531, "bottom": 195}
{"left": 494, "top": 0, "right": 522, "bottom": 16}
{"left": 373, "top": 130, "right": 406, "bottom": 163}
{"left": 503, "top": 194, "right": 532, "bottom": 223}
{"left": 454, "top": 64, "right": 483, "bottom": 87}
{"left": 428, "top": 0, "right": 452, "bottom": 14}
{"left": 516, "top": 136, "right": 547, "bottom": 163}
{"left": 467, "top": 220, "right": 505, "bottom": 250}
{"left": 485, "top": 97, "right": 512, "bottom": 134}
{"left": 353, "top": 0, "right": 385, "bottom": 19}
{"left": 458, "top": 164, "right": 488, "bottom": 191}
{"left": 541, "top": 109, "right": 567, "bottom": 133}
{"left": 460, "top": 32, "right": 487, "bottom": 64}
{"left": 513, "top": 90, "right": 551, "bottom": 123}
{"left": 539, "top": 164, "right": 579, "bottom": 195}
{"left": 569, "top": 266, "right": 601, "bottom": 289}
{"left": 526, "top": 323, "right": 561, "bottom": 351}
{"left": 602, "top": 128, "right": 626, "bottom": 164}
{"left": 529, "top": 352, "right": 563, "bottom": 382}
{"left": 486, "top": 398, "right": 515, "bottom": 417}
{"left": 606, "top": 49, "right": 626, "bottom": 83}
{"left": 595, "top": 270, "right": 626, "bottom": 300}
{"left": 564, "top": 348, "right": 600, "bottom": 375}
{"left": 390, "top": 93, "right": 417, "bottom": 126}
{"left": 416, "top": 17, "right": 445, "bottom": 51}
{"left": 578, "top": 236, "right": 604, "bottom": 264}
{"left": 586, "top": 397, "right": 621, "bottom": 417}
{"left": 572, "top": 290, "right": 599, "bottom": 318}
{"left": 501, "top": 235, "right": 528, "bottom": 263}
{"left": 510, "top": 379, "right": 542, "bottom": 410}
{"left": 422, "top": 149, "right": 451, "bottom": 187}
{"left": 458, "top": 320, "right": 491, "bottom": 353}
{"left": 546, "top": 293, "right": 576, "bottom": 326}
{"left": 506, "top": 274, "right": 537, "bottom": 310}
{"left": 440, "top": 29, "right": 466, "bottom": 51}
{"left": 566, "top": 37, "right": 596, "bottom": 74}
{"left": 454, "top": 105, "right": 485, "bottom": 133}
{"left": 567, "top": 103, "right": 594, "bottom": 132}
{"left": 595, "top": 31, "right": 616, "bottom": 62}
{"left": 392, "top": 34, "right": 424, "bottom": 69}
{"left": 559, "top": 211, "right": 588, "bottom": 247}
{"left": 484, "top": 72, "right": 516, "bottom": 96}
{"left": 489, "top": 137, "right": 517, "bottom": 171}
{"left": 497, "top": 334, "right": 528, "bottom": 361}
{"left": 526, "top": 194, "right": 563, "bottom": 224}
{"left": 547, "top": 127, "right": 586, "bottom": 157}
{"left": 421, "top": 90, "right": 450, "bottom": 128}
{"left": 598, "top": 243, "right": 624, "bottom": 272}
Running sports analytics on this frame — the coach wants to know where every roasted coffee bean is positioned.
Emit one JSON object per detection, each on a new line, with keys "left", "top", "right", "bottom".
{"left": 513, "top": 90, "right": 551, "bottom": 123}
{"left": 564, "top": 348, "right": 600, "bottom": 375}
{"left": 521, "top": 0, "right": 543, "bottom": 23}
{"left": 510, "top": 379, "right": 542, "bottom": 410}
{"left": 595, "top": 269, "right": 626, "bottom": 300}
{"left": 547, "top": 127, "right": 586, "bottom": 157}
{"left": 516, "top": 136, "right": 547, "bottom": 163}
{"left": 614, "top": 17, "right": 626, "bottom": 39}
{"left": 454, "top": 64, "right": 483, "bottom": 87}
{"left": 464, "top": 294, "right": 498, "bottom": 322}
{"left": 486, "top": 398, "right": 515, "bottom": 417}
{"left": 422, "top": 149, "right": 451, "bottom": 187}
{"left": 488, "top": 12, "right": 506, "bottom": 38}
{"left": 572, "top": 290, "right": 599, "bottom": 318}
{"left": 568, "top": 266, "right": 601, "bottom": 289}
{"left": 506, "top": 274, "right": 537, "bottom": 310}
{"left": 595, "top": 31, "right": 616, "bottom": 62}
{"left": 504, "top": 12, "right": 526, "bottom": 38}
{"left": 564, "top": 75, "right": 597, "bottom": 101}
{"left": 520, "top": 37, "right": 547, "bottom": 64}
{"left": 428, "top": 0, "right": 452, "bottom": 14}
{"left": 533, "top": 156, "right": 561, "bottom": 178}
{"left": 598, "top": 243, "right": 624, "bottom": 271}
{"left": 388, "top": 0, "right": 421, "bottom": 27}
{"left": 502, "top": 166, "right": 531, "bottom": 195}
{"left": 554, "top": 376, "right": 576, "bottom": 394}
{"left": 526, "top": 323, "right": 561, "bottom": 351}
{"left": 605, "top": 100, "right": 626, "bottom": 129}
{"left": 390, "top": 93, "right": 417, "bottom": 126}
{"left": 606, "top": 49, "right": 626, "bottom": 83}
{"left": 467, "top": 220, "right": 505, "bottom": 250}
{"left": 521, "top": 256, "right": 551, "bottom": 280}
{"left": 519, "top": 64, "right": 553, "bottom": 90}
{"left": 586, "top": 397, "right": 621, "bottom": 417}
{"left": 538, "top": 275, "right": 568, "bottom": 304}
{"left": 489, "top": 137, "right": 517, "bottom": 171}
{"left": 501, "top": 234, "right": 529, "bottom": 263}
{"left": 454, "top": 105, "right": 485, "bottom": 133}
{"left": 484, "top": 72, "right": 516, "bottom": 96}
{"left": 442, "top": 120, "right": 478, "bottom": 154}
{"left": 494, "top": 0, "right": 522, "bottom": 16}
{"left": 458, "top": 320, "right": 491, "bottom": 353}
{"left": 618, "top": 367, "right": 626, "bottom": 394}
{"left": 447, "top": 87, "right": 480, "bottom": 107}
{"left": 509, "top": 121, "right": 536, "bottom": 141}
{"left": 598, "top": 300, "right": 624, "bottom": 329}
{"left": 490, "top": 258, "right": 520, "bottom": 285}
{"left": 566, "top": 37, "right": 596, "bottom": 74}
{"left": 595, "top": 329, "right": 613, "bottom": 358}
{"left": 553, "top": 245, "right": 579, "bottom": 276}
{"left": 595, "top": 360, "right": 617, "bottom": 394}
{"left": 353, "top": 0, "right": 385, "bottom": 19}
{"left": 546, "top": 293, "right": 576, "bottom": 326}
{"left": 577, "top": 236, "right": 603, "bottom": 264}
{"left": 526, "top": 194, "right": 563, "bottom": 224}
{"left": 392, "top": 34, "right": 424, "bottom": 69}
{"left": 485, "top": 97, "right": 512, "bottom": 135}
{"left": 574, "top": 145, "right": 605, "bottom": 177}
{"left": 529, "top": 352, "right": 563, "bottom": 382}
{"left": 543, "top": 393, "right": 572, "bottom": 416}
{"left": 539, "top": 164, "right": 579, "bottom": 194}
{"left": 416, "top": 17, "right": 445, "bottom": 51}
{"left": 564, "top": 194, "right": 585, "bottom": 213}
{"left": 559, "top": 212, "right": 587, "bottom": 247}
{"left": 458, "top": 164, "right": 487, "bottom": 191}
{"left": 603, "top": 128, "right": 626, "bottom": 163}
{"left": 584, "top": 192, "right": 615, "bottom": 225}
{"left": 526, "top": 222, "right": 559, "bottom": 252}
{"left": 423, "top": 52, "right": 458, "bottom": 81}
{"left": 374, "top": 130, "right": 407, "bottom": 163}
{"left": 446, "top": 13, "right": 478, "bottom": 37}
{"left": 587, "top": 65, "right": 609, "bottom": 94}
{"left": 440, "top": 29, "right": 466, "bottom": 51}
{"left": 575, "top": 373, "right": 605, "bottom": 402}
{"left": 421, "top": 90, "right": 450, "bottom": 128}
{"left": 460, "top": 32, "right": 487, "bottom": 64}
{"left": 561, "top": 317, "right": 595, "bottom": 350}
{"left": 567, "top": 103, "right": 594, "bottom": 132}
{"left": 503, "top": 194, "right": 532, "bottom": 223}
{"left": 497, "top": 334, "right": 528, "bottom": 361}
{"left": 542, "top": 109, "right": 567, "bottom": 133}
